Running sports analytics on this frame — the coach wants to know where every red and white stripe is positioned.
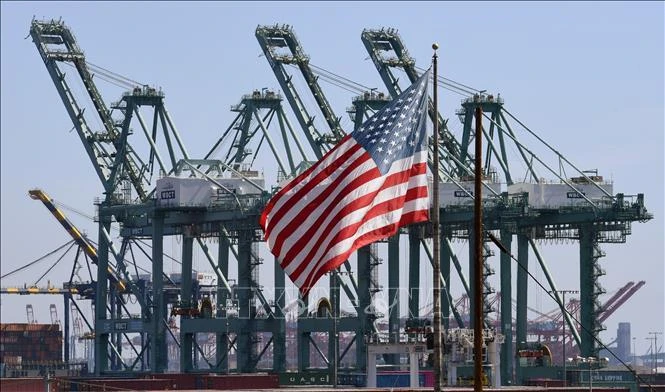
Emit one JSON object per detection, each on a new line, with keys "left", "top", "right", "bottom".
{"left": 260, "top": 135, "right": 430, "bottom": 296}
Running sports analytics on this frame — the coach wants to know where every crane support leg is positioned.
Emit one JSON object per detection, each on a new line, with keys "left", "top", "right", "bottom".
{"left": 500, "top": 230, "right": 513, "bottom": 385}
{"left": 408, "top": 231, "right": 420, "bottom": 318}
{"left": 180, "top": 233, "right": 194, "bottom": 371}
{"left": 216, "top": 231, "right": 230, "bottom": 372}
{"left": 151, "top": 214, "right": 166, "bottom": 372}
{"left": 273, "top": 255, "right": 286, "bottom": 372}
{"left": 388, "top": 235, "right": 400, "bottom": 365}
{"left": 237, "top": 230, "right": 254, "bottom": 372}
{"left": 95, "top": 217, "right": 111, "bottom": 375}
{"left": 515, "top": 234, "right": 529, "bottom": 383}
{"left": 357, "top": 246, "right": 371, "bottom": 372}
{"left": 64, "top": 294, "right": 70, "bottom": 363}
{"left": 441, "top": 234, "right": 451, "bottom": 330}
{"left": 580, "top": 224, "right": 601, "bottom": 358}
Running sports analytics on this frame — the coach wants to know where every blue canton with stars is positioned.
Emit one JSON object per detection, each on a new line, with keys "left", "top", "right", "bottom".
{"left": 351, "top": 69, "right": 430, "bottom": 175}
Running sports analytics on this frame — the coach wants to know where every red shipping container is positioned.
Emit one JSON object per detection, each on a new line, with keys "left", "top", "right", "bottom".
{"left": 0, "top": 377, "right": 44, "bottom": 392}
{"left": 84, "top": 378, "right": 174, "bottom": 391}
{"left": 149, "top": 373, "right": 198, "bottom": 389}
{"left": 204, "top": 374, "right": 279, "bottom": 390}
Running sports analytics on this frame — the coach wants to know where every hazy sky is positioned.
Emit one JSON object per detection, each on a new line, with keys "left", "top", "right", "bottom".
{"left": 1, "top": 1, "right": 663, "bottom": 356}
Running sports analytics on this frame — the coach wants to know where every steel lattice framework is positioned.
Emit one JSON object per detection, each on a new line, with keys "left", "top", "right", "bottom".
{"left": 27, "top": 19, "right": 652, "bottom": 384}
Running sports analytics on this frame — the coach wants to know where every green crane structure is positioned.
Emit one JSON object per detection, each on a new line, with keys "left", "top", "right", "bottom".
{"left": 29, "top": 18, "right": 652, "bottom": 383}
{"left": 256, "top": 24, "right": 386, "bottom": 373}
{"left": 360, "top": 27, "right": 652, "bottom": 384}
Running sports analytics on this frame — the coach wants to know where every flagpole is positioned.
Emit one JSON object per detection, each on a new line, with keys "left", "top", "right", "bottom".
{"left": 473, "top": 105, "right": 484, "bottom": 392}
{"left": 431, "top": 43, "right": 443, "bottom": 392}
{"left": 333, "top": 270, "right": 338, "bottom": 388}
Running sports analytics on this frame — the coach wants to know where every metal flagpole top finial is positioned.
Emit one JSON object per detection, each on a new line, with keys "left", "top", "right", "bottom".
{"left": 432, "top": 43, "right": 439, "bottom": 50}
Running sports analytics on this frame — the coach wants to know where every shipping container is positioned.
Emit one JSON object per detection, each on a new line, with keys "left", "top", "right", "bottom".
{"left": 149, "top": 372, "right": 199, "bottom": 389}
{"left": 203, "top": 373, "right": 279, "bottom": 389}
{"left": 74, "top": 378, "right": 174, "bottom": 391}
{"left": 0, "top": 377, "right": 44, "bottom": 392}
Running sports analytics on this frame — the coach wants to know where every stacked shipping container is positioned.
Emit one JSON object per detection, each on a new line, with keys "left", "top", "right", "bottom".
{"left": 0, "top": 323, "right": 63, "bottom": 364}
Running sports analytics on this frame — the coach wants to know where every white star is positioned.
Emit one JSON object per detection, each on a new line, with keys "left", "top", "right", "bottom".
{"left": 370, "top": 138, "right": 377, "bottom": 144}
{"left": 380, "top": 138, "right": 387, "bottom": 143}
{"left": 377, "top": 146, "right": 384, "bottom": 152}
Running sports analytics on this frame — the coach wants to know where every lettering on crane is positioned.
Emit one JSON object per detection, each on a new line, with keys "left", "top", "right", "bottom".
{"left": 161, "top": 190, "right": 176, "bottom": 199}
{"left": 566, "top": 191, "right": 585, "bottom": 199}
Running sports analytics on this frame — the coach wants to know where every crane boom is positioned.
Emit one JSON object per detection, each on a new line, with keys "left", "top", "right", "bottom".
{"left": 29, "top": 19, "right": 148, "bottom": 201}
{"left": 0, "top": 286, "right": 79, "bottom": 295}
{"left": 361, "top": 28, "right": 463, "bottom": 171}
{"left": 598, "top": 281, "right": 645, "bottom": 323}
{"left": 256, "top": 24, "right": 343, "bottom": 158}
{"left": 29, "top": 189, "right": 125, "bottom": 291}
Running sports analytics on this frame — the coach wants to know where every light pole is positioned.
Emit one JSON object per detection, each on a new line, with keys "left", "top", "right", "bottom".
{"left": 550, "top": 289, "right": 578, "bottom": 386}
{"left": 648, "top": 331, "right": 662, "bottom": 376}
{"left": 632, "top": 337, "right": 636, "bottom": 367}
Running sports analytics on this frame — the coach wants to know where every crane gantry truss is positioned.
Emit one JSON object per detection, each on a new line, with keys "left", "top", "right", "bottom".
{"left": 26, "top": 19, "right": 652, "bottom": 385}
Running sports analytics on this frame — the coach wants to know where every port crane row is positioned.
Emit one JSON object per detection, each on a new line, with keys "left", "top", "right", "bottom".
{"left": 1, "top": 200, "right": 645, "bottom": 373}
{"left": 14, "top": 19, "right": 651, "bottom": 384}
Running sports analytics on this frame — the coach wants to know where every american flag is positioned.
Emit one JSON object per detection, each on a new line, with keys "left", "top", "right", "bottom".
{"left": 260, "top": 69, "right": 431, "bottom": 296}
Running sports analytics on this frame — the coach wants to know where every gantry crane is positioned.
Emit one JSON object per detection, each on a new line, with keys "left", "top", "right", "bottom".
{"left": 256, "top": 24, "right": 403, "bottom": 371}
{"left": 30, "top": 18, "right": 194, "bottom": 374}
{"left": 527, "top": 281, "right": 645, "bottom": 365}
{"left": 32, "top": 19, "right": 287, "bottom": 375}
{"left": 3, "top": 188, "right": 154, "bottom": 367}
{"left": 29, "top": 19, "right": 653, "bottom": 380}
{"left": 361, "top": 27, "right": 652, "bottom": 384}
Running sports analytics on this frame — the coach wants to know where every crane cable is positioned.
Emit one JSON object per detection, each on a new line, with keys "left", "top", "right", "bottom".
{"left": 414, "top": 64, "right": 481, "bottom": 95}
{"left": 1, "top": 240, "right": 75, "bottom": 279}
{"left": 62, "top": 62, "right": 131, "bottom": 91}
{"left": 33, "top": 241, "right": 78, "bottom": 286}
{"left": 307, "top": 61, "right": 478, "bottom": 98}
{"left": 86, "top": 60, "right": 144, "bottom": 87}
{"left": 49, "top": 199, "right": 181, "bottom": 266}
